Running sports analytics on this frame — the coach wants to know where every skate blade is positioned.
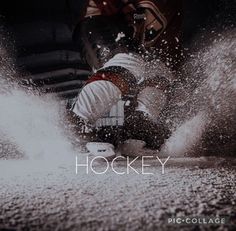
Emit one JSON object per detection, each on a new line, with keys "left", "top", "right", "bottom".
{"left": 86, "top": 142, "right": 116, "bottom": 158}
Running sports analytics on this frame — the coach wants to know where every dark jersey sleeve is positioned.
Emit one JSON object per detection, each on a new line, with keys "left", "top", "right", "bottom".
{"left": 73, "top": 15, "right": 134, "bottom": 70}
{"left": 71, "top": 0, "right": 183, "bottom": 69}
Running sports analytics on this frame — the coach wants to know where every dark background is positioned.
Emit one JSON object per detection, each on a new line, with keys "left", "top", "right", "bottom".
{"left": 0, "top": 0, "right": 235, "bottom": 98}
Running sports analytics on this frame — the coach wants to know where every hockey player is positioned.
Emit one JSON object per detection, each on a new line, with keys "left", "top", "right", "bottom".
{"left": 67, "top": 0, "right": 182, "bottom": 155}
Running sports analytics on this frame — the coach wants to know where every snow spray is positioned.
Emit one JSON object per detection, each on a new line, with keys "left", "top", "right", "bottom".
{"left": 161, "top": 30, "right": 236, "bottom": 156}
{"left": 0, "top": 40, "right": 77, "bottom": 169}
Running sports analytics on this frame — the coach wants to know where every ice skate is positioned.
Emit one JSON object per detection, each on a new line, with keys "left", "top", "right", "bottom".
{"left": 124, "top": 110, "right": 170, "bottom": 150}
